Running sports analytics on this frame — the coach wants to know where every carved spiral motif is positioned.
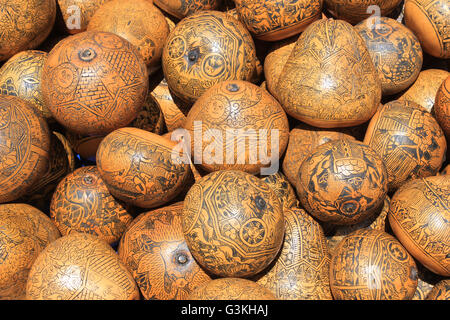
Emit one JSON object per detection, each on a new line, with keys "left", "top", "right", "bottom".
{"left": 42, "top": 31, "right": 149, "bottom": 136}
{"left": 188, "top": 278, "right": 276, "bottom": 300}
{"left": 0, "top": 204, "right": 60, "bottom": 300}
{"left": 162, "top": 10, "right": 257, "bottom": 103}
{"left": 404, "top": 0, "right": 450, "bottom": 58}
{"left": 0, "top": 50, "right": 51, "bottom": 118}
{"left": 276, "top": 19, "right": 381, "bottom": 128}
{"left": 0, "top": 95, "right": 50, "bottom": 204}
{"left": 26, "top": 233, "right": 139, "bottom": 300}
{"left": 297, "top": 139, "right": 388, "bottom": 225}
{"left": 364, "top": 100, "right": 447, "bottom": 190}
{"left": 434, "top": 75, "right": 450, "bottom": 137}
{"left": 354, "top": 17, "right": 423, "bottom": 96}
{"left": 256, "top": 207, "right": 333, "bottom": 300}
{"left": 0, "top": 0, "right": 56, "bottom": 61}
{"left": 388, "top": 175, "right": 450, "bottom": 277}
{"left": 330, "top": 229, "right": 418, "bottom": 300}
{"left": 118, "top": 202, "right": 211, "bottom": 300}
{"left": 154, "top": 0, "right": 222, "bottom": 19}
{"left": 96, "top": 127, "right": 191, "bottom": 208}
{"left": 182, "top": 170, "right": 285, "bottom": 278}
{"left": 282, "top": 124, "right": 355, "bottom": 188}
{"left": 324, "top": 0, "right": 403, "bottom": 24}
{"left": 183, "top": 80, "right": 289, "bottom": 174}
{"left": 399, "top": 69, "right": 450, "bottom": 112}
{"left": 87, "top": 0, "right": 170, "bottom": 69}
{"left": 50, "top": 166, "right": 133, "bottom": 245}
{"left": 234, "top": 0, "right": 323, "bottom": 41}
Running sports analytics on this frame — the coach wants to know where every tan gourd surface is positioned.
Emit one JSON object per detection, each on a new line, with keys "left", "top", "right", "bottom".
{"left": 404, "top": 0, "right": 450, "bottom": 58}
{"left": 162, "top": 10, "right": 257, "bottom": 103}
{"left": 118, "top": 202, "right": 211, "bottom": 300}
{"left": 257, "top": 207, "right": 333, "bottom": 300}
{"left": 58, "top": 0, "right": 112, "bottom": 34}
{"left": 0, "top": 50, "right": 51, "bottom": 118}
{"left": 26, "top": 233, "right": 139, "bottom": 300}
{"left": 276, "top": 19, "right": 381, "bottom": 128}
{"left": 330, "top": 229, "right": 418, "bottom": 300}
{"left": 354, "top": 17, "right": 423, "bottom": 96}
{"left": 182, "top": 170, "right": 285, "bottom": 278}
{"left": 0, "top": 95, "right": 50, "bottom": 203}
{"left": 0, "top": 204, "right": 60, "bottom": 300}
{"left": 434, "top": 75, "right": 450, "bottom": 137}
{"left": 389, "top": 175, "right": 450, "bottom": 277}
{"left": 154, "top": 0, "right": 223, "bottom": 19}
{"left": 96, "top": 127, "right": 191, "bottom": 208}
{"left": 188, "top": 277, "right": 276, "bottom": 300}
{"left": 364, "top": 100, "right": 447, "bottom": 190}
{"left": 50, "top": 166, "right": 133, "bottom": 245}
{"left": 234, "top": 0, "right": 322, "bottom": 41}
{"left": 398, "top": 69, "right": 450, "bottom": 112}
{"left": 183, "top": 80, "right": 289, "bottom": 174}
{"left": 42, "top": 31, "right": 149, "bottom": 136}
{"left": 87, "top": 0, "right": 170, "bottom": 69}
{"left": 324, "top": 0, "right": 403, "bottom": 24}
{"left": 282, "top": 124, "right": 355, "bottom": 188}
{"left": 297, "top": 139, "right": 388, "bottom": 225}
{"left": 0, "top": 0, "right": 56, "bottom": 61}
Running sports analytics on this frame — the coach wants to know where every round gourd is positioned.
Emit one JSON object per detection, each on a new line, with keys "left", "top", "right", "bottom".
{"left": 26, "top": 233, "right": 139, "bottom": 300}
{"left": 183, "top": 80, "right": 289, "bottom": 174}
{"left": 364, "top": 100, "right": 447, "bottom": 190}
{"left": 0, "top": 50, "right": 51, "bottom": 118}
{"left": 162, "top": 10, "right": 258, "bottom": 103}
{"left": 282, "top": 124, "right": 355, "bottom": 187}
{"left": 118, "top": 202, "right": 211, "bottom": 300}
{"left": 0, "top": 0, "right": 56, "bottom": 61}
{"left": 188, "top": 278, "right": 276, "bottom": 300}
{"left": 297, "top": 139, "right": 388, "bottom": 225}
{"left": 276, "top": 19, "right": 381, "bottom": 128}
{"left": 42, "top": 31, "right": 149, "bottom": 136}
{"left": 256, "top": 207, "right": 333, "bottom": 300}
{"left": 330, "top": 229, "right": 418, "bottom": 300}
{"left": 87, "top": 0, "right": 170, "bottom": 70}
{"left": 182, "top": 170, "right": 285, "bottom": 278}
{"left": 0, "top": 95, "right": 50, "bottom": 203}
{"left": 96, "top": 127, "right": 192, "bottom": 208}
{"left": 50, "top": 166, "right": 133, "bottom": 245}
{"left": 404, "top": 0, "right": 450, "bottom": 58}
{"left": 234, "top": 0, "right": 322, "bottom": 41}
{"left": 399, "top": 69, "right": 449, "bottom": 112}
{"left": 0, "top": 204, "right": 60, "bottom": 300}
{"left": 324, "top": 0, "right": 403, "bottom": 24}
{"left": 435, "top": 75, "right": 450, "bottom": 137}
{"left": 354, "top": 17, "right": 423, "bottom": 96}
{"left": 388, "top": 175, "right": 450, "bottom": 276}
{"left": 154, "top": 0, "right": 222, "bottom": 19}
